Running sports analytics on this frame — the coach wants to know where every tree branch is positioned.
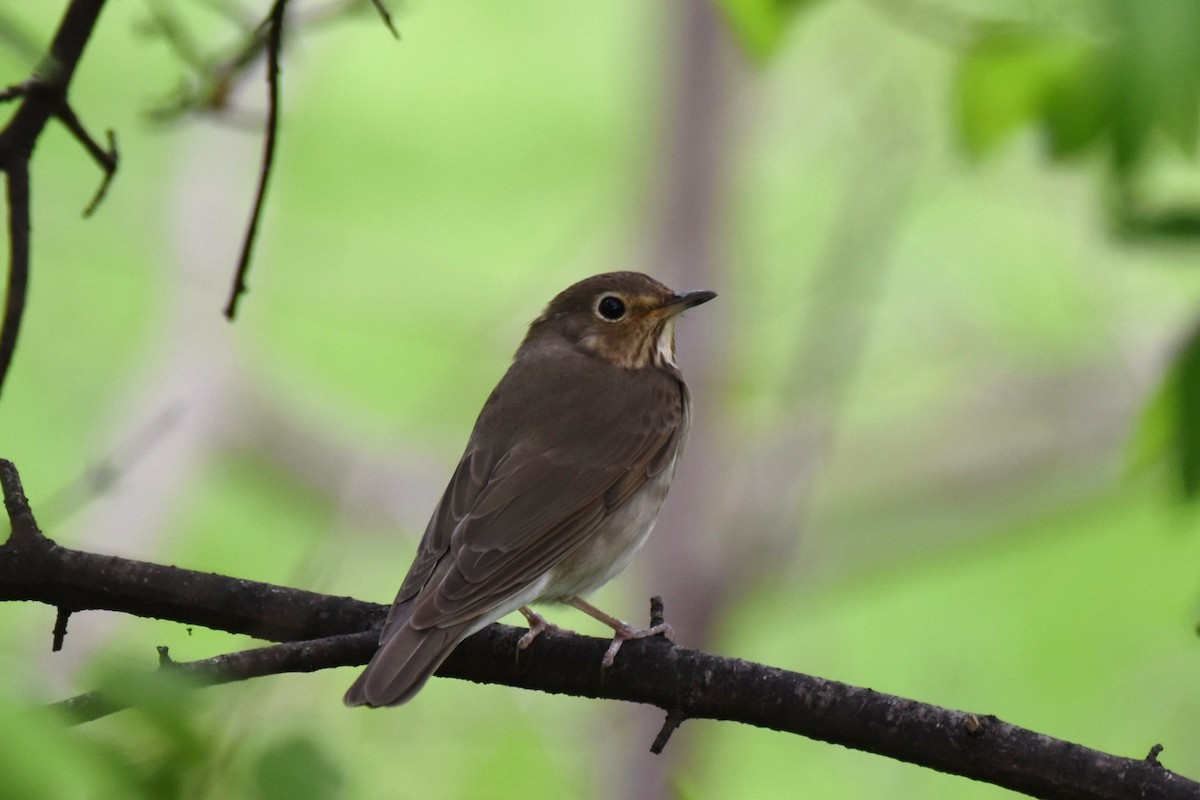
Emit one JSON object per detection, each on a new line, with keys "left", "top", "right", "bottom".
{"left": 1, "top": 458, "right": 1195, "bottom": 799}
{"left": 223, "top": 0, "right": 287, "bottom": 321}
{"left": 0, "top": 0, "right": 111, "bottom": 401}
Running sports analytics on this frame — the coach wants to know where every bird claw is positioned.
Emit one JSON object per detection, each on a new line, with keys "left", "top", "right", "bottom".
{"left": 601, "top": 622, "right": 675, "bottom": 668}
{"left": 516, "top": 607, "right": 574, "bottom": 660}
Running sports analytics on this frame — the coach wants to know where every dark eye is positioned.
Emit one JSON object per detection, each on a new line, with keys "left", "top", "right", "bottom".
{"left": 597, "top": 295, "right": 626, "bottom": 321}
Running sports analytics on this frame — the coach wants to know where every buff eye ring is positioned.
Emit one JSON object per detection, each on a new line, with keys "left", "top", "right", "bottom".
{"left": 596, "top": 295, "right": 626, "bottom": 321}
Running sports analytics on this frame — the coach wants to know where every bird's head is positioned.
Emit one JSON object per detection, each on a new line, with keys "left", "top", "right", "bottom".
{"left": 523, "top": 272, "right": 716, "bottom": 369}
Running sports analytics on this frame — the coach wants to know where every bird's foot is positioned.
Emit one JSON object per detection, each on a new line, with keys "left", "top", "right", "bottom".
{"left": 600, "top": 621, "right": 675, "bottom": 668}
{"left": 565, "top": 596, "right": 675, "bottom": 668}
{"left": 516, "top": 606, "right": 574, "bottom": 656}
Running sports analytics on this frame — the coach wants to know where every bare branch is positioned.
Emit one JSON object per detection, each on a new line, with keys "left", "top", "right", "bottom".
{"left": 223, "top": 0, "right": 286, "bottom": 320}
{"left": 54, "top": 103, "right": 117, "bottom": 216}
{"left": 0, "top": 162, "right": 30, "bottom": 403}
{"left": 368, "top": 0, "right": 399, "bottom": 39}
{"left": 54, "top": 633, "right": 378, "bottom": 723}
{"left": 0, "top": 456, "right": 1192, "bottom": 798}
{"left": 0, "top": 0, "right": 111, "bottom": 400}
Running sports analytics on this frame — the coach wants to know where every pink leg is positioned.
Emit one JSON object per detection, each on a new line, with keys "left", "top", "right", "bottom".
{"left": 565, "top": 596, "right": 674, "bottom": 668}
{"left": 516, "top": 606, "right": 574, "bottom": 654}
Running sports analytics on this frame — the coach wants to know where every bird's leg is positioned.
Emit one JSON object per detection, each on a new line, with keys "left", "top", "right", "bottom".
{"left": 565, "top": 596, "right": 674, "bottom": 668}
{"left": 516, "top": 606, "right": 573, "bottom": 654}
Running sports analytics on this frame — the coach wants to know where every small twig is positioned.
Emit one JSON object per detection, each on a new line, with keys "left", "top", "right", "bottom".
{"left": 82, "top": 130, "right": 117, "bottom": 216}
{"left": 0, "top": 82, "right": 29, "bottom": 103}
{"left": 39, "top": 402, "right": 184, "bottom": 525}
{"left": 649, "top": 595, "right": 666, "bottom": 628}
{"left": 54, "top": 103, "right": 117, "bottom": 216}
{"left": 223, "top": 0, "right": 287, "bottom": 320}
{"left": 157, "top": 644, "right": 174, "bottom": 666}
{"left": 54, "top": 632, "right": 378, "bottom": 724}
{"left": 650, "top": 707, "right": 687, "bottom": 754}
{"left": 0, "top": 458, "right": 44, "bottom": 548}
{"left": 1146, "top": 744, "right": 1165, "bottom": 767}
{"left": 51, "top": 606, "right": 71, "bottom": 651}
{"left": 368, "top": 0, "right": 399, "bottom": 39}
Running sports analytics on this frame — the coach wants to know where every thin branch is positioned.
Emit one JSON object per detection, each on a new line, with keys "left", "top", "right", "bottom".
{"left": 0, "top": 0, "right": 111, "bottom": 400}
{"left": 368, "top": 0, "right": 399, "bottom": 39}
{"left": 0, "top": 162, "right": 30, "bottom": 402}
{"left": 54, "top": 103, "right": 117, "bottom": 216}
{"left": 223, "top": 0, "right": 286, "bottom": 320}
{"left": 53, "top": 632, "right": 378, "bottom": 723}
{"left": 145, "top": 0, "right": 381, "bottom": 121}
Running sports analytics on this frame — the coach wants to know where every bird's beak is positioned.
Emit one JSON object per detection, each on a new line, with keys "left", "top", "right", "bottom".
{"left": 658, "top": 289, "right": 717, "bottom": 318}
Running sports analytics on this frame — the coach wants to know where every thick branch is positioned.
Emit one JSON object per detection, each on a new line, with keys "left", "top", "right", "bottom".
{"left": 0, "top": 529, "right": 1192, "bottom": 796}
{"left": 0, "top": 536, "right": 382, "bottom": 643}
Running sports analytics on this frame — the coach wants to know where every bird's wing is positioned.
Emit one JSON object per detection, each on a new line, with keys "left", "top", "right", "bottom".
{"left": 404, "top": 387, "right": 685, "bottom": 630}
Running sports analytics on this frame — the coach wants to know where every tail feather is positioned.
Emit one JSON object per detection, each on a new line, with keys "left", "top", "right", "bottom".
{"left": 343, "top": 622, "right": 471, "bottom": 707}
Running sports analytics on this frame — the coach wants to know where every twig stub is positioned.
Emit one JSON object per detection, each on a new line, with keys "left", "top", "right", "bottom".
{"left": 0, "top": 458, "right": 45, "bottom": 547}
{"left": 650, "top": 707, "right": 687, "bottom": 754}
{"left": 51, "top": 605, "right": 71, "bottom": 652}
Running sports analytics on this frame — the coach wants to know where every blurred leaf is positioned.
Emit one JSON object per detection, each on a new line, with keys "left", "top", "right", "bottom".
{"left": 1127, "top": 360, "right": 1176, "bottom": 477}
{"left": 714, "top": 0, "right": 821, "bottom": 61}
{"left": 1107, "top": 0, "right": 1200, "bottom": 168}
{"left": 1041, "top": 50, "right": 1109, "bottom": 159}
{"left": 1105, "top": 0, "right": 1200, "bottom": 175}
{"left": 0, "top": 697, "right": 133, "bottom": 800}
{"left": 1175, "top": 323, "right": 1200, "bottom": 499}
{"left": 1129, "top": 319, "right": 1200, "bottom": 500}
{"left": 1116, "top": 207, "right": 1200, "bottom": 241}
{"left": 89, "top": 657, "right": 209, "bottom": 757}
{"left": 956, "top": 30, "right": 1097, "bottom": 158}
{"left": 255, "top": 735, "right": 343, "bottom": 800}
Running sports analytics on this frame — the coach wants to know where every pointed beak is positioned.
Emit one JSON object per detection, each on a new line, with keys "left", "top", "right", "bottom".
{"left": 659, "top": 289, "right": 716, "bottom": 317}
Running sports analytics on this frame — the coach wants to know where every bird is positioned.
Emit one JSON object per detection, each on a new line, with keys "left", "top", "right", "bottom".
{"left": 344, "top": 271, "right": 715, "bottom": 707}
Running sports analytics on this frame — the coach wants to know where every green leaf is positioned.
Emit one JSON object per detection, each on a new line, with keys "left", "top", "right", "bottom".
{"left": 713, "top": 0, "right": 821, "bottom": 62}
{"left": 1175, "top": 323, "right": 1200, "bottom": 499}
{"left": 1041, "top": 51, "right": 1109, "bottom": 159}
{"left": 255, "top": 735, "right": 343, "bottom": 800}
{"left": 1127, "top": 359, "right": 1176, "bottom": 477}
{"left": 956, "top": 30, "right": 1097, "bottom": 158}
{"left": 1129, "top": 320, "right": 1200, "bottom": 500}
{"left": 1108, "top": 0, "right": 1200, "bottom": 161}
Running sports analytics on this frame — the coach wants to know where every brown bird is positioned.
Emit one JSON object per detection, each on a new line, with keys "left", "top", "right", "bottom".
{"left": 344, "top": 271, "right": 715, "bottom": 707}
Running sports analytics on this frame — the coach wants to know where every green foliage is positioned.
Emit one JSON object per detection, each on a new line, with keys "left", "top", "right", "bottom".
{"left": 1130, "top": 322, "right": 1200, "bottom": 500}
{"left": 713, "top": 0, "right": 822, "bottom": 61}
{"left": 956, "top": 0, "right": 1200, "bottom": 175}
{"left": 254, "top": 736, "right": 343, "bottom": 800}
{"left": 957, "top": 31, "right": 1100, "bottom": 159}
{"left": 0, "top": 658, "right": 345, "bottom": 800}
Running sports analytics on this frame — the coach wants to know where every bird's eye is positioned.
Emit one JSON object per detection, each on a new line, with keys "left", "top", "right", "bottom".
{"left": 596, "top": 295, "right": 626, "bottom": 321}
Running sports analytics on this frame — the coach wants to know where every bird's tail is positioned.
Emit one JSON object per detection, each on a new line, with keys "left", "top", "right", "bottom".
{"left": 343, "top": 621, "right": 471, "bottom": 707}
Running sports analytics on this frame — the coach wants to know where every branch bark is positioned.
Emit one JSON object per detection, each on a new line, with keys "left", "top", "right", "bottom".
{"left": 1, "top": 459, "right": 1195, "bottom": 800}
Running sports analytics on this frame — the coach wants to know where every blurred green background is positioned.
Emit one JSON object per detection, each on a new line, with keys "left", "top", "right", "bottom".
{"left": 3, "top": 0, "right": 1200, "bottom": 798}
